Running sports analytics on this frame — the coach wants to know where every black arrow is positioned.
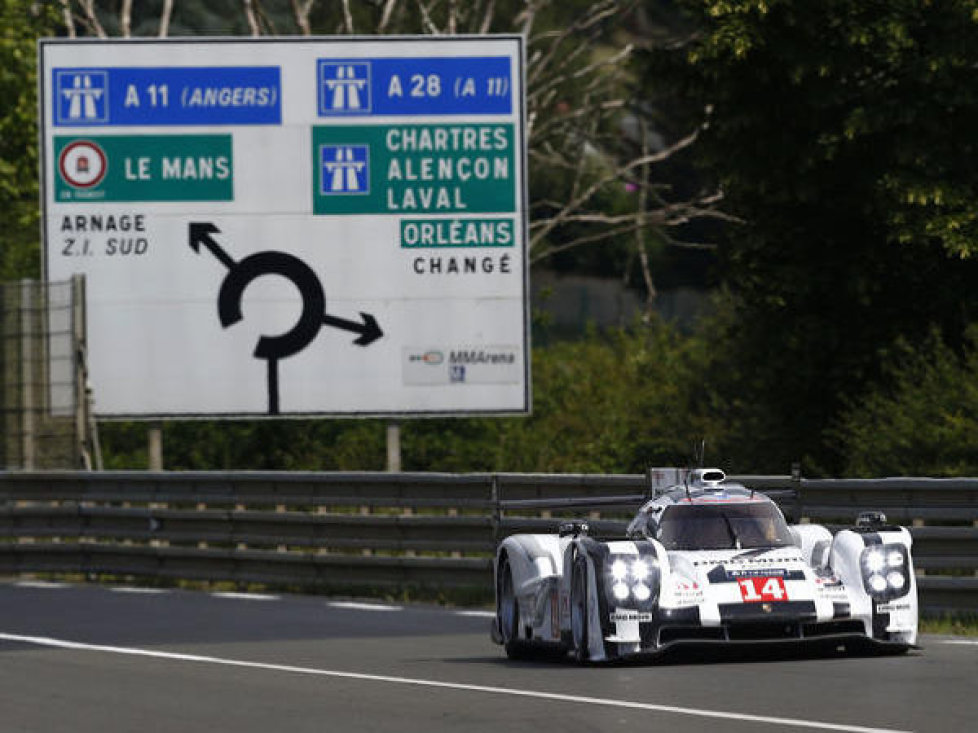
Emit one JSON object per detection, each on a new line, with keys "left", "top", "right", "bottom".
{"left": 189, "top": 222, "right": 236, "bottom": 270}
{"left": 322, "top": 312, "right": 383, "bottom": 346}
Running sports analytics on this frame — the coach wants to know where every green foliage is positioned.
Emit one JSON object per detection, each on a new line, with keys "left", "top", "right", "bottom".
{"left": 643, "top": 0, "right": 978, "bottom": 473}
{"left": 0, "top": 0, "right": 57, "bottom": 280}
{"left": 833, "top": 328, "right": 978, "bottom": 477}
{"left": 680, "top": 0, "right": 978, "bottom": 260}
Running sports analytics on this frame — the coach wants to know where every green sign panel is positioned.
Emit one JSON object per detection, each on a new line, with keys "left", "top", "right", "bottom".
{"left": 399, "top": 217, "right": 515, "bottom": 248}
{"left": 54, "top": 134, "right": 233, "bottom": 203}
{"left": 312, "top": 124, "right": 515, "bottom": 215}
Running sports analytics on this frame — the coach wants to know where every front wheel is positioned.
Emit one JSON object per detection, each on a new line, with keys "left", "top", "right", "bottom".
{"left": 498, "top": 556, "right": 526, "bottom": 659}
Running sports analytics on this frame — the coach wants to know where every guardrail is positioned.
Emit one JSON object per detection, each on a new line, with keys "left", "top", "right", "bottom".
{"left": 1, "top": 471, "right": 975, "bottom": 612}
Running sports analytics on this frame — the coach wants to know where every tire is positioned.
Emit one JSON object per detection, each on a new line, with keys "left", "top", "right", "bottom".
{"left": 498, "top": 556, "right": 525, "bottom": 659}
{"left": 570, "top": 554, "right": 590, "bottom": 662}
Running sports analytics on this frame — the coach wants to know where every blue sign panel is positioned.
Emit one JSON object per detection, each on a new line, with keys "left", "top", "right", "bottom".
{"left": 319, "top": 144, "right": 370, "bottom": 195}
{"left": 317, "top": 57, "right": 511, "bottom": 117}
{"left": 53, "top": 66, "right": 281, "bottom": 126}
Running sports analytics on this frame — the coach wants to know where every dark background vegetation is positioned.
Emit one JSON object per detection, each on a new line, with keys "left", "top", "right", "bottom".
{"left": 3, "top": 0, "right": 977, "bottom": 476}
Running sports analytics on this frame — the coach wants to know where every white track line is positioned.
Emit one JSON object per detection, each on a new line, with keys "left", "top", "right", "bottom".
{"left": 942, "top": 640, "right": 978, "bottom": 646}
{"left": 327, "top": 601, "right": 403, "bottom": 612}
{"left": 210, "top": 592, "right": 280, "bottom": 601}
{"left": 0, "top": 632, "right": 909, "bottom": 733}
{"left": 109, "top": 587, "right": 170, "bottom": 595}
{"left": 455, "top": 610, "right": 496, "bottom": 618}
{"left": 14, "top": 581, "right": 70, "bottom": 589}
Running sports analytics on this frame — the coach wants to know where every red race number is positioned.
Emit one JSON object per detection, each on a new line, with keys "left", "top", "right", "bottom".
{"left": 738, "top": 576, "right": 788, "bottom": 603}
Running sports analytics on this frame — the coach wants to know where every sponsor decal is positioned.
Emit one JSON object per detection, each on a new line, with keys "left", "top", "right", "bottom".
{"left": 727, "top": 567, "right": 790, "bottom": 580}
{"left": 876, "top": 601, "right": 912, "bottom": 614}
{"left": 670, "top": 577, "right": 704, "bottom": 606}
{"left": 737, "top": 576, "right": 788, "bottom": 603}
{"left": 610, "top": 611, "right": 654, "bottom": 623}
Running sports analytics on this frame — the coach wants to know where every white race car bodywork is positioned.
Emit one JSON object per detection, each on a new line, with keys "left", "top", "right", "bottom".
{"left": 493, "top": 470, "right": 918, "bottom": 662}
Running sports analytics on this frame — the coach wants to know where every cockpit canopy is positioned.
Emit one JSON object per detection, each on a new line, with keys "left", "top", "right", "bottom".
{"left": 629, "top": 500, "right": 794, "bottom": 551}
{"left": 656, "top": 502, "right": 793, "bottom": 550}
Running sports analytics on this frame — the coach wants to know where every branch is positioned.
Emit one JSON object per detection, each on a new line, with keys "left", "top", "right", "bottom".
{"left": 527, "top": 1, "right": 621, "bottom": 87}
{"left": 530, "top": 126, "right": 703, "bottom": 249}
{"left": 414, "top": 0, "right": 441, "bottom": 34}
{"left": 290, "top": 0, "right": 314, "bottom": 35}
{"left": 120, "top": 0, "right": 132, "bottom": 37}
{"left": 75, "top": 0, "right": 106, "bottom": 37}
{"left": 243, "top": 0, "right": 260, "bottom": 36}
{"left": 530, "top": 223, "right": 643, "bottom": 264}
{"left": 447, "top": 0, "right": 458, "bottom": 34}
{"left": 341, "top": 0, "right": 355, "bottom": 33}
{"left": 159, "top": 0, "right": 174, "bottom": 37}
{"left": 58, "top": 0, "right": 76, "bottom": 37}
{"left": 377, "top": 0, "right": 399, "bottom": 33}
{"left": 478, "top": 0, "right": 496, "bottom": 34}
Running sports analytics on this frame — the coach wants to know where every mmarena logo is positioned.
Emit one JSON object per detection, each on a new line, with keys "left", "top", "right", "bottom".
{"left": 408, "top": 350, "right": 444, "bottom": 365}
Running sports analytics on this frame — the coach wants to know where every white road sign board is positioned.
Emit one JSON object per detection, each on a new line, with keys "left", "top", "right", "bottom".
{"left": 39, "top": 36, "right": 528, "bottom": 418}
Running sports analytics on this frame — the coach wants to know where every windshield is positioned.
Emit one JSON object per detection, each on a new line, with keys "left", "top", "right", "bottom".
{"left": 656, "top": 502, "right": 793, "bottom": 551}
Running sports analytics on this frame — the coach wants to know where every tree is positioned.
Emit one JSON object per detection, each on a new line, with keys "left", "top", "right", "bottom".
{"left": 645, "top": 0, "right": 978, "bottom": 473}
{"left": 833, "top": 328, "right": 978, "bottom": 477}
{"left": 0, "top": 1, "right": 58, "bottom": 280}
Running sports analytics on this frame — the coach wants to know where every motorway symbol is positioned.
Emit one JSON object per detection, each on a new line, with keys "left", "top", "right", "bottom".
{"left": 56, "top": 70, "right": 108, "bottom": 124}
{"left": 319, "top": 62, "right": 371, "bottom": 114}
{"left": 189, "top": 222, "right": 383, "bottom": 414}
{"left": 320, "top": 145, "right": 369, "bottom": 194}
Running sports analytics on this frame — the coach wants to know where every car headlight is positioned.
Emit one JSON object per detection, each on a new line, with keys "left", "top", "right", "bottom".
{"left": 886, "top": 571, "right": 906, "bottom": 591}
{"left": 632, "top": 582, "right": 652, "bottom": 602}
{"left": 860, "top": 544, "right": 910, "bottom": 599}
{"left": 632, "top": 559, "right": 651, "bottom": 581}
{"left": 606, "top": 554, "right": 658, "bottom": 608}
{"left": 611, "top": 559, "right": 628, "bottom": 582}
{"left": 868, "top": 574, "right": 887, "bottom": 593}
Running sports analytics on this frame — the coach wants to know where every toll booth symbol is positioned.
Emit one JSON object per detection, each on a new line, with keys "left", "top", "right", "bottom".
{"left": 55, "top": 70, "right": 109, "bottom": 125}
{"left": 318, "top": 61, "right": 371, "bottom": 115}
{"left": 319, "top": 145, "right": 369, "bottom": 195}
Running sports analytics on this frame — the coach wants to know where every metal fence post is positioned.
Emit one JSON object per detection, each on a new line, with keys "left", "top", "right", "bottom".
{"left": 20, "top": 280, "right": 35, "bottom": 471}
{"left": 386, "top": 422, "right": 401, "bottom": 472}
{"left": 491, "top": 473, "right": 501, "bottom": 546}
{"left": 71, "top": 275, "right": 89, "bottom": 469}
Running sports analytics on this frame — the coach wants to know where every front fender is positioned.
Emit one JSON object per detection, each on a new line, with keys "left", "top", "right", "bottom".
{"left": 496, "top": 534, "right": 563, "bottom": 634}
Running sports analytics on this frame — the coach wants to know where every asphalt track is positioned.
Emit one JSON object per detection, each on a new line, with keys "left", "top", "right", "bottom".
{"left": 1, "top": 581, "right": 975, "bottom": 733}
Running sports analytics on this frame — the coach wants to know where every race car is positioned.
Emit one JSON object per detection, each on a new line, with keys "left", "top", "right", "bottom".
{"left": 492, "top": 468, "right": 918, "bottom": 662}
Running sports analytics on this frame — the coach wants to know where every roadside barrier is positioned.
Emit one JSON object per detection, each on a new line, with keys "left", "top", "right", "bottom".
{"left": 1, "top": 471, "right": 975, "bottom": 611}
